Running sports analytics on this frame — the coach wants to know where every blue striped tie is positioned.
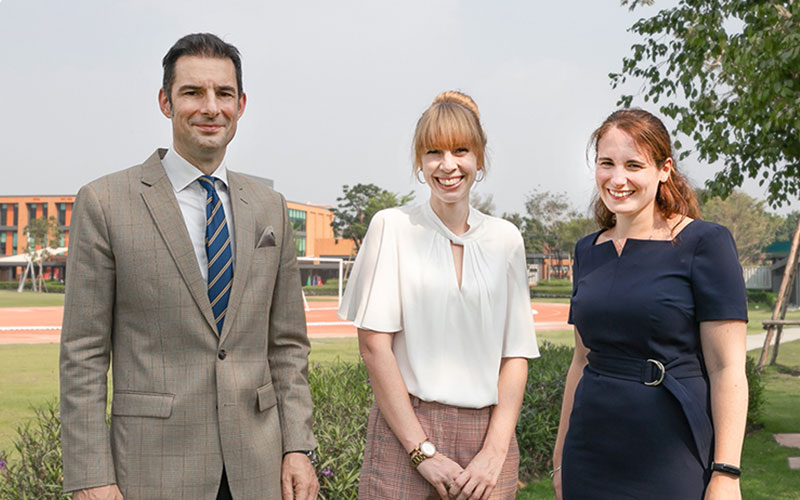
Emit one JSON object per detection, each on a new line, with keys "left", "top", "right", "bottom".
{"left": 198, "top": 175, "right": 233, "bottom": 334}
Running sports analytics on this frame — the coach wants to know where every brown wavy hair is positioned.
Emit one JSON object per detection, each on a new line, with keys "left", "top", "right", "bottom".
{"left": 589, "top": 108, "right": 700, "bottom": 229}
{"left": 412, "top": 91, "right": 487, "bottom": 175}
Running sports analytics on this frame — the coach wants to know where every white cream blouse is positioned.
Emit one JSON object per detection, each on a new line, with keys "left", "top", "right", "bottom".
{"left": 338, "top": 202, "right": 539, "bottom": 408}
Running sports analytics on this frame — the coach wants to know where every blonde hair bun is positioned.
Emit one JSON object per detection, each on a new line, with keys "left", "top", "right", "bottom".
{"left": 433, "top": 90, "right": 480, "bottom": 119}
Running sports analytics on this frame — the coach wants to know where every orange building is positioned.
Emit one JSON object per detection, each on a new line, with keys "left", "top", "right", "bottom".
{"left": 0, "top": 195, "right": 75, "bottom": 281}
{"left": 286, "top": 201, "right": 355, "bottom": 258}
{"left": 0, "top": 195, "right": 75, "bottom": 256}
{"left": 0, "top": 195, "right": 354, "bottom": 282}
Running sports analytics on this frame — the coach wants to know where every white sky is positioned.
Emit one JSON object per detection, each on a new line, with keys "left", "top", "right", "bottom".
{"left": 1, "top": 0, "right": 795, "bottom": 216}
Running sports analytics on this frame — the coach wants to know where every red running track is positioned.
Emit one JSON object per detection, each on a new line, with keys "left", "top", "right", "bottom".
{"left": 0, "top": 301, "right": 570, "bottom": 344}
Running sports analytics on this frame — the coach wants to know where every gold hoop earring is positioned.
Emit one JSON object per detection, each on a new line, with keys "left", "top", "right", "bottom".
{"left": 416, "top": 169, "right": 426, "bottom": 184}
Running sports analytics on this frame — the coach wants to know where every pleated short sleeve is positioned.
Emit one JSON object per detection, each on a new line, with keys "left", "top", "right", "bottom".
{"left": 502, "top": 231, "right": 540, "bottom": 358}
{"left": 691, "top": 223, "right": 748, "bottom": 322}
{"left": 337, "top": 210, "right": 403, "bottom": 332}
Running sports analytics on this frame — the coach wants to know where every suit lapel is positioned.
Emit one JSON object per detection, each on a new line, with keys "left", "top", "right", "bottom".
{"left": 139, "top": 150, "right": 218, "bottom": 335}
{"left": 219, "top": 171, "right": 255, "bottom": 342}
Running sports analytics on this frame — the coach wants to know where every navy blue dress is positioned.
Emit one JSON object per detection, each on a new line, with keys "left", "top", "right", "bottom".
{"left": 562, "top": 220, "right": 747, "bottom": 500}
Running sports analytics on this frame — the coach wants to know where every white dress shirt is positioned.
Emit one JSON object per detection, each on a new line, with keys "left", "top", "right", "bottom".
{"left": 162, "top": 148, "right": 236, "bottom": 282}
{"left": 339, "top": 202, "right": 539, "bottom": 408}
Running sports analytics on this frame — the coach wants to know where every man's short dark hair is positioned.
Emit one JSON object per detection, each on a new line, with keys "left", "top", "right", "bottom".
{"left": 162, "top": 33, "right": 243, "bottom": 104}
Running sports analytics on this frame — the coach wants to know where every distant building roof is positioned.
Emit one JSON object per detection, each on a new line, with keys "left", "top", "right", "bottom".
{"left": 766, "top": 241, "right": 792, "bottom": 255}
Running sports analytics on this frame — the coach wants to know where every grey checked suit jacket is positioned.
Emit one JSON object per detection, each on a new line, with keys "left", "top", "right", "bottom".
{"left": 59, "top": 150, "right": 316, "bottom": 499}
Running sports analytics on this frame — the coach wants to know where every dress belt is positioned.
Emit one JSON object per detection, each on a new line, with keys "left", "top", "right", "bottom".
{"left": 586, "top": 351, "right": 712, "bottom": 469}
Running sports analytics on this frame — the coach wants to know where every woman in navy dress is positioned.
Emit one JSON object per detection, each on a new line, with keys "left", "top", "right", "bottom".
{"left": 551, "top": 109, "right": 748, "bottom": 500}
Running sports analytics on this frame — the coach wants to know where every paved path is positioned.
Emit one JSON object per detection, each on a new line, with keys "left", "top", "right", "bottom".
{"left": 774, "top": 434, "right": 800, "bottom": 471}
{"left": 746, "top": 327, "right": 800, "bottom": 351}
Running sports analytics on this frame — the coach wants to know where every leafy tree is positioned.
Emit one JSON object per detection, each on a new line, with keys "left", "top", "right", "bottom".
{"left": 700, "top": 190, "right": 780, "bottom": 264}
{"left": 24, "top": 216, "right": 62, "bottom": 293}
{"left": 331, "top": 184, "right": 414, "bottom": 251}
{"left": 613, "top": 0, "right": 800, "bottom": 207}
{"left": 773, "top": 210, "right": 800, "bottom": 243}
{"left": 553, "top": 216, "right": 599, "bottom": 255}
{"left": 470, "top": 192, "right": 496, "bottom": 216}
{"left": 503, "top": 189, "right": 597, "bottom": 278}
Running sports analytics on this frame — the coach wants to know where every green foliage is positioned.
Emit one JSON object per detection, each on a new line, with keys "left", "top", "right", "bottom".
{"left": 504, "top": 188, "right": 597, "bottom": 259}
{"left": 516, "top": 342, "right": 572, "bottom": 481}
{"left": 530, "top": 280, "right": 573, "bottom": 298}
{"left": 747, "top": 289, "right": 778, "bottom": 309}
{"left": 308, "top": 361, "right": 373, "bottom": 500}
{"left": 613, "top": 1, "right": 800, "bottom": 207}
{"left": 745, "top": 356, "right": 765, "bottom": 430}
{"left": 772, "top": 210, "right": 800, "bottom": 243}
{"left": 0, "top": 281, "right": 64, "bottom": 293}
{"left": 700, "top": 190, "right": 781, "bottom": 263}
{"left": 302, "top": 283, "right": 342, "bottom": 296}
{"left": 0, "top": 401, "right": 69, "bottom": 500}
{"left": 24, "top": 216, "right": 61, "bottom": 253}
{"left": 470, "top": 192, "right": 496, "bottom": 216}
{"left": 331, "top": 184, "right": 415, "bottom": 251}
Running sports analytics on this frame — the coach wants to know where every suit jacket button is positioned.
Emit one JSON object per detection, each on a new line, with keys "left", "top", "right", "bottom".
{"left": 218, "top": 349, "right": 227, "bottom": 360}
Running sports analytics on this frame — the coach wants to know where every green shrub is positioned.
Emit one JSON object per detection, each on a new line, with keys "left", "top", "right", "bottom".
{"left": 530, "top": 280, "right": 573, "bottom": 298}
{"left": 0, "top": 401, "right": 69, "bottom": 500}
{"left": 746, "top": 289, "right": 777, "bottom": 308}
{"left": 309, "top": 361, "right": 373, "bottom": 500}
{"left": 516, "top": 342, "right": 572, "bottom": 481}
{"left": 0, "top": 281, "right": 64, "bottom": 293}
{"left": 745, "top": 356, "right": 765, "bottom": 430}
{"left": 303, "top": 284, "right": 343, "bottom": 296}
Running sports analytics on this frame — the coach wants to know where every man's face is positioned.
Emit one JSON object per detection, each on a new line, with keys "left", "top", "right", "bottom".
{"left": 158, "top": 56, "right": 246, "bottom": 167}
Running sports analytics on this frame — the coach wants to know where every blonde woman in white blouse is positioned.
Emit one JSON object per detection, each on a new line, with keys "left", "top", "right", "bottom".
{"left": 339, "top": 91, "right": 539, "bottom": 500}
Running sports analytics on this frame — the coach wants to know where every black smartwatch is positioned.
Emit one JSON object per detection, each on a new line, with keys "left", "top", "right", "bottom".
{"left": 710, "top": 462, "right": 742, "bottom": 477}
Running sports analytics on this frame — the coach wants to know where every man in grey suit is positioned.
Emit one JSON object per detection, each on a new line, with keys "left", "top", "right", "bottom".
{"left": 59, "top": 33, "right": 319, "bottom": 500}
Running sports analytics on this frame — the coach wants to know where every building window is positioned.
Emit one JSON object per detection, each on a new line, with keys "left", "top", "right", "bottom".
{"left": 27, "top": 203, "right": 37, "bottom": 222}
{"left": 58, "top": 203, "right": 67, "bottom": 225}
{"left": 0, "top": 204, "right": 6, "bottom": 226}
{"left": 0, "top": 232, "right": 6, "bottom": 255}
{"left": 294, "top": 236, "right": 306, "bottom": 257}
{"left": 12, "top": 232, "right": 17, "bottom": 252}
{"left": 12, "top": 204, "right": 18, "bottom": 225}
{"left": 60, "top": 232, "right": 66, "bottom": 248}
{"left": 288, "top": 209, "right": 307, "bottom": 233}
{"left": 42, "top": 204, "right": 48, "bottom": 219}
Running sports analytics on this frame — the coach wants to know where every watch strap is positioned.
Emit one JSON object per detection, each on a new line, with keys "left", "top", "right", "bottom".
{"left": 710, "top": 462, "right": 742, "bottom": 477}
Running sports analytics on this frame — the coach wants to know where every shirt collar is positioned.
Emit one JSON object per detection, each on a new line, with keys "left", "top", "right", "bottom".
{"left": 422, "top": 200, "right": 484, "bottom": 245}
{"left": 162, "top": 147, "right": 230, "bottom": 193}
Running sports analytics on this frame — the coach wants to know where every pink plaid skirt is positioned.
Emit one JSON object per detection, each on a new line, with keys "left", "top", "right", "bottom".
{"left": 358, "top": 396, "right": 519, "bottom": 499}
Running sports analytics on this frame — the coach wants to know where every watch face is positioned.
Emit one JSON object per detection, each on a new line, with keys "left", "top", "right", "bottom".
{"left": 420, "top": 441, "right": 436, "bottom": 457}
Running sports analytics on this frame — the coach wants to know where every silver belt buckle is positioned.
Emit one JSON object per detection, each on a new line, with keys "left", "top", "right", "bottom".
{"left": 644, "top": 359, "right": 665, "bottom": 386}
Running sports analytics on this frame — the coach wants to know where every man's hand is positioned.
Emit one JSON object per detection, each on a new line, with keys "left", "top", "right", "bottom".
{"left": 73, "top": 484, "right": 123, "bottom": 500}
{"left": 281, "top": 452, "right": 319, "bottom": 500}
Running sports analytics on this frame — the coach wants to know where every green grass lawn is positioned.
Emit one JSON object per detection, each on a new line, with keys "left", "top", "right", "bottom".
{"left": 0, "top": 290, "right": 65, "bottom": 307}
{"left": 748, "top": 306, "right": 800, "bottom": 334}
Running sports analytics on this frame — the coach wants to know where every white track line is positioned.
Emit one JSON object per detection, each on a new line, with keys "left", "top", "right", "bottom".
{"left": 0, "top": 326, "right": 62, "bottom": 331}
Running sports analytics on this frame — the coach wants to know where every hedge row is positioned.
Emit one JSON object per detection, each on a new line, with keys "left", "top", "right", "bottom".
{"left": 0, "top": 343, "right": 765, "bottom": 499}
{"left": 746, "top": 289, "right": 777, "bottom": 308}
{"left": 0, "top": 281, "right": 65, "bottom": 293}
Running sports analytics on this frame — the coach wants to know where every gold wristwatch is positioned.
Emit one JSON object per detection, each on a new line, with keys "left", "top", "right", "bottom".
{"left": 409, "top": 440, "right": 437, "bottom": 468}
